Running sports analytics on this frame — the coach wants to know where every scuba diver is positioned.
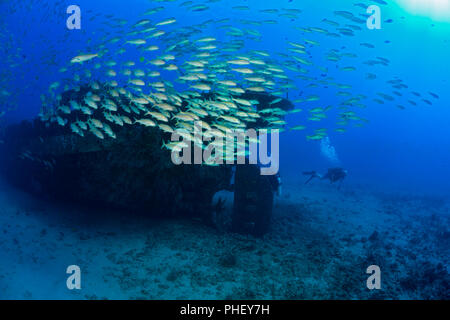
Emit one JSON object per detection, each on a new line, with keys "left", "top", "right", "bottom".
{"left": 303, "top": 168, "right": 347, "bottom": 185}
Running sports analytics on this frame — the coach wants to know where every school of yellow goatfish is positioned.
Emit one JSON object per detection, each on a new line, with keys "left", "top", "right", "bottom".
{"left": 0, "top": 0, "right": 441, "bottom": 157}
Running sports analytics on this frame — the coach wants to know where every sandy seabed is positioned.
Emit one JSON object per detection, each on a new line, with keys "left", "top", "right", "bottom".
{"left": 0, "top": 179, "right": 448, "bottom": 300}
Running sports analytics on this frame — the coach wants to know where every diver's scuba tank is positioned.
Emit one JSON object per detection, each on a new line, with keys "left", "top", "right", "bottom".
{"left": 232, "top": 164, "right": 278, "bottom": 237}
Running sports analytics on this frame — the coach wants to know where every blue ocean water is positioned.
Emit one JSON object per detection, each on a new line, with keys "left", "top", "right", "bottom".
{"left": 0, "top": 0, "right": 449, "bottom": 300}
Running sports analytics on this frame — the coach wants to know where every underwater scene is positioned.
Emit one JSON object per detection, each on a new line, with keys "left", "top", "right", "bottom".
{"left": 0, "top": 0, "right": 449, "bottom": 300}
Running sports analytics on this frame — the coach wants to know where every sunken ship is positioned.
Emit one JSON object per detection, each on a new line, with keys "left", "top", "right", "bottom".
{"left": 0, "top": 85, "right": 293, "bottom": 236}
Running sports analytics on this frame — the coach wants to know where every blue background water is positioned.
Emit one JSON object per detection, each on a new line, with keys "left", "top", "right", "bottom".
{"left": 2, "top": 0, "right": 450, "bottom": 196}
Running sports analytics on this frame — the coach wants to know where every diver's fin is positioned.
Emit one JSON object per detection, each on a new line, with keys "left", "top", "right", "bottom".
{"left": 304, "top": 175, "right": 315, "bottom": 185}
{"left": 303, "top": 171, "right": 321, "bottom": 184}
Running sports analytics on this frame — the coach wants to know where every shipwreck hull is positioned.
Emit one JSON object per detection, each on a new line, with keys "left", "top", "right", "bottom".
{"left": 0, "top": 86, "right": 293, "bottom": 233}
{"left": 0, "top": 118, "right": 232, "bottom": 219}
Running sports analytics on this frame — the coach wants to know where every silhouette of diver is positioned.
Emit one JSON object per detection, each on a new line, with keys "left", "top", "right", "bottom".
{"left": 303, "top": 168, "right": 348, "bottom": 185}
